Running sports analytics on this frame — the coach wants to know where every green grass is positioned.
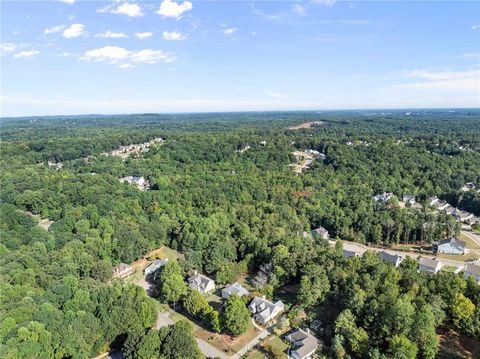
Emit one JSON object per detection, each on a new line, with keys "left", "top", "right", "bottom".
{"left": 441, "top": 265, "right": 457, "bottom": 273}
{"left": 459, "top": 232, "right": 480, "bottom": 250}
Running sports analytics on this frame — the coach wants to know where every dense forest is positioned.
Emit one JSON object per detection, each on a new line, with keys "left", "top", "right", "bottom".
{"left": 1, "top": 110, "right": 480, "bottom": 358}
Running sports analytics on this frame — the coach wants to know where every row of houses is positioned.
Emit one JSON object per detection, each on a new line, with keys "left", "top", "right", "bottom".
{"left": 342, "top": 248, "right": 480, "bottom": 281}
{"left": 429, "top": 196, "right": 479, "bottom": 225}
{"left": 102, "top": 137, "right": 163, "bottom": 159}
{"left": 373, "top": 192, "right": 417, "bottom": 205}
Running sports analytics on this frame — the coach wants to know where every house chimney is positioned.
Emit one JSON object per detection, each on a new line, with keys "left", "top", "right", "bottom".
{"left": 193, "top": 270, "right": 197, "bottom": 276}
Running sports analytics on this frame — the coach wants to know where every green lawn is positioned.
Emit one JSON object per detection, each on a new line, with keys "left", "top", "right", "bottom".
{"left": 441, "top": 265, "right": 457, "bottom": 273}
{"left": 459, "top": 232, "right": 480, "bottom": 250}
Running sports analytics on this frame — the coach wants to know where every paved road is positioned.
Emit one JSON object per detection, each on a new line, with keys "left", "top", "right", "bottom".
{"left": 196, "top": 337, "right": 231, "bottom": 359}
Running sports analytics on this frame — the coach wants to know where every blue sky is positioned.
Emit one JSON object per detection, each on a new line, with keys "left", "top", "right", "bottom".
{"left": 1, "top": 0, "right": 479, "bottom": 116}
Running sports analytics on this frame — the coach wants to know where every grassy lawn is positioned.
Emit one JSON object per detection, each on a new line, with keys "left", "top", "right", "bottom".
{"left": 205, "top": 290, "right": 223, "bottom": 311}
{"left": 147, "top": 246, "right": 184, "bottom": 261}
{"left": 436, "top": 252, "right": 479, "bottom": 262}
{"left": 441, "top": 265, "right": 457, "bottom": 273}
{"left": 459, "top": 232, "right": 480, "bottom": 250}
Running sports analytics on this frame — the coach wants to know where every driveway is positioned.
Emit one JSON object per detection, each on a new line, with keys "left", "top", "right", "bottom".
{"left": 156, "top": 312, "right": 174, "bottom": 329}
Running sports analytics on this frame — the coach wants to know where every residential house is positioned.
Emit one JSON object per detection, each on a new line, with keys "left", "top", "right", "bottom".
{"left": 443, "top": 205, "right": 456, "bottom": 215}
{"left": 428, "top": 196, "right": 439, "bottom": 206}
{"left": 144, "top": 258, "right": 169, "bottom": 276}
{"left": 433, "top": 238, "right": 466, "bottom": 255}
{"left": 379, "top": 251, "right": 404, "bottom": 267}
{"left": 188, "top": 272, "right": 215, "bottom": 294}
{"left": 402, "top": 195, "right": 416, "bottom": 205}
{"left": 343, "top": 250, "right": 361, "bottom": 258}
{"left": 221, "top": 282, "right": 249, "bottom": 300}
{"left": 311, "top": 226, "right": 330, "bottom": 240}
{"left": 373, "top": 192, "right": 394, "bottom": 203}
{"left": 120, "top": 175, "right": 149, "bottom": 190}
{"left": 461, "top": 182, "right": 476, "bottom": 192}
{"left": 452, "top": 209, "right": 474, "bottom": 223}
{"left": 463, "top": 263, "right": 480, "bottom": 283}
{"left": 466, "top": 216, "right": 479, "bottom": 225}
{"left": 436, "top": 201, "right": 450, "bottom": 211}
{"left": 112, "top": 263, "right": 134, "bottom": 278}
{"left": 418, "top": 257, "right": 442, "bottom": 274}
{"left": 285, "top": 328, "right": 319, "bottom": 359}
{"left": 249, "top": 296, "right": 284, "bottom": 325}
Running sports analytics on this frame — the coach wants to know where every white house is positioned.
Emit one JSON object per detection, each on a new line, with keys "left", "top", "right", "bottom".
{"left": 221, "top": 282, "right": 249, "bottom": 299}
{"left": 310, "top": 226, "right": 329, "bottom": 240}
{"left": 379, "top": 251, "right": 404, "bottom": 267}
{"left": 402, "top": 195, "right": 416, "bottom": 205}
{"left": 373, "top": 192, "right": 394, "bottom": 203}
{"left": 144, "top": 258, "right": 169, "bottom": 276}
{"left": 188, "top": 272, "right": 215, "bottom": 294}
{"left": 285, "top": 328, "right": 319, "bottom": 359}
{"left": 418, "top": 257, "right": 442, "bottom": 274}
{"left": 249, "top": 296, "right": 284, "bottom": 325}
{"left": 463, "top": 263, "right": 480, "bottom": 283}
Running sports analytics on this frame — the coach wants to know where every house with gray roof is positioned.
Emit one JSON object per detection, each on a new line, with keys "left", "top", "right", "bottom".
{"left": 285, "top": 328, "right": 319, "bottom": 359}
{"left": 249, "top": 296, "right": 284, "bottom": 325}
{"left": 188, "top": 272, "right": 215, "bottom": 294}
{"left": 144, "top": 258, "right": 169, "bottom": 276}
{"left": 373, "top": 192, "right": 394, "bottom": 203}
{"left": 461, "top": 182, "right": 476, "bottom": 192}
{"left": 343, "top": 249, "right": 361, "bottom": 258}
{"left": 379, "top": 251, "right": 404, "bottom": 267}
{"left": 443, "top": 205, "right": 456, "bottom": 215}
{"left": 433, "top": 238, "right": 466, "bottom": 255}
{"left": 466, "top": 216, "right": 479, "bottom": 225}
{"left": 452, "top": 209, "right": 474, "bottom": 223}
{"left": 311, "top": 226, "right": 329, "bottom": 240}
{"left": 463, "top": 263, "right": 480, "bottom": 283}
{"left": 436, "top": 201, "right": 450, "bottom": 211}
{"left": 222, "top": 282, "right": 249, "bottom": 300}
{"left": 402, "top": 195, "right": 416, "bottom": 205}
{"left": 428, "top": 196, "right": 439, "bottom": 206}
{"left": 418, "top": 257, "right": 442, "bottom": 274}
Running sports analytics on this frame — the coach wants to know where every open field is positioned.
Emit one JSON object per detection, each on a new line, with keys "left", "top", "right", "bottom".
{"left": 288, "top": 121, "right": 323, "bottom": 130}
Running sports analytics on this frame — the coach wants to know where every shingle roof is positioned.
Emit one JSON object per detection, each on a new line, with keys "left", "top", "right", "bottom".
{"left": 464, "top": 263, "right": 480, "bottom": 275}
{"left": 286, "top": 328, "right": 319, "bottom": 359}
{"left": 223, "top": 282, "right": 249, "bottom": 297}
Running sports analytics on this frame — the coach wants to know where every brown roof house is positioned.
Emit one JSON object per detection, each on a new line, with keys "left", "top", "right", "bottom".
{"left": 112, "top": 263, "right": 134, "bottom": 278}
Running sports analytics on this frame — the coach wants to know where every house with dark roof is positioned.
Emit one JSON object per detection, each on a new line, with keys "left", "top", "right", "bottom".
{"left": 463, "top": 263, "right": 480, "bottom": 283}
{"left": 461, "top": 182, "right": 476, "bottom": 192}
{"left": 144, "top": 258, "right": 169, "bottom": 276}
{"left": 311, "top": 226, "right": 329, "bottom": 240}
{"left": 418, "top": 257, "right": 442, "bottom": 274}
{"left": 433, "top": 238, "right": 466, "bottom": 255}
{"left": 285, "top": 328, "right": 319, "bottom": 359}
{"left": 249, "top": 296, "right": 284, "bottom": 325}
{"left": 112, "top": 263, "right": 134, "bottom": 278}
{"left": 221, "top": 282, "right": 249, "bottom": 300}
{"left": 188, "top": 272, "right": 215, "bottom": 294}
{"left": 343, "top": 249, "right": 361, "bottom": 258}
{"left": 379, "top": 251, "right": 404, "bottom": 267}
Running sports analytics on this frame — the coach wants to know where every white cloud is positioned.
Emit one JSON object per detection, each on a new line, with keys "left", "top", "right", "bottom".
{"left": 292, "top": 4, "right": 307, "bottom": 16}
{"left": 157, "top": 0, "right": 193, "bottom": 19}
{"left": 13, "top": 50, "right": 40, "bottom": 59}
{"left": 393, "top": 68, "right": 480, "bottom": 92}
{"left": 472, "top": 25, "right": 480, "bottom": 31}
{"left": 135, "top": 32, "right": 153, "bottom": 40}
{"left": 312, "top": 0, "right": 337, "bottom": 7}
{"left": 59, "top": 0, "right": 75, "bottom": 4}
{"left": 63, "top": 24, "right": 87, "bottom": 38}
{"left": 95, "top": 31, "right": 128, "bottom": 39}
{"left": 0, "top": 42, "right": 19, "bottom": 54}
{"left": 99, "top": 2, "right": 144, "bottom": 17}
{"left": 81, "top": 46, "right": 175, "bottom": 68}
{"left": 162, "top": 31, "right": 186, "bottom": 41}
{"left": 44, "top": 25, "right": 66, "bottom": 34}
{"left": 458, "top": 53, "right": 480, "bottom": 60}
{"left": 223, "top": 28, "right": 237, "bottom": 35}
{"left": 265, "top": 90, "right": 287, "bottom": 99}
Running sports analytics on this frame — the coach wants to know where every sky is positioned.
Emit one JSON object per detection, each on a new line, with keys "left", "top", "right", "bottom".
{"left": 0, "top": 0, "right": 479, "bottom": 117}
